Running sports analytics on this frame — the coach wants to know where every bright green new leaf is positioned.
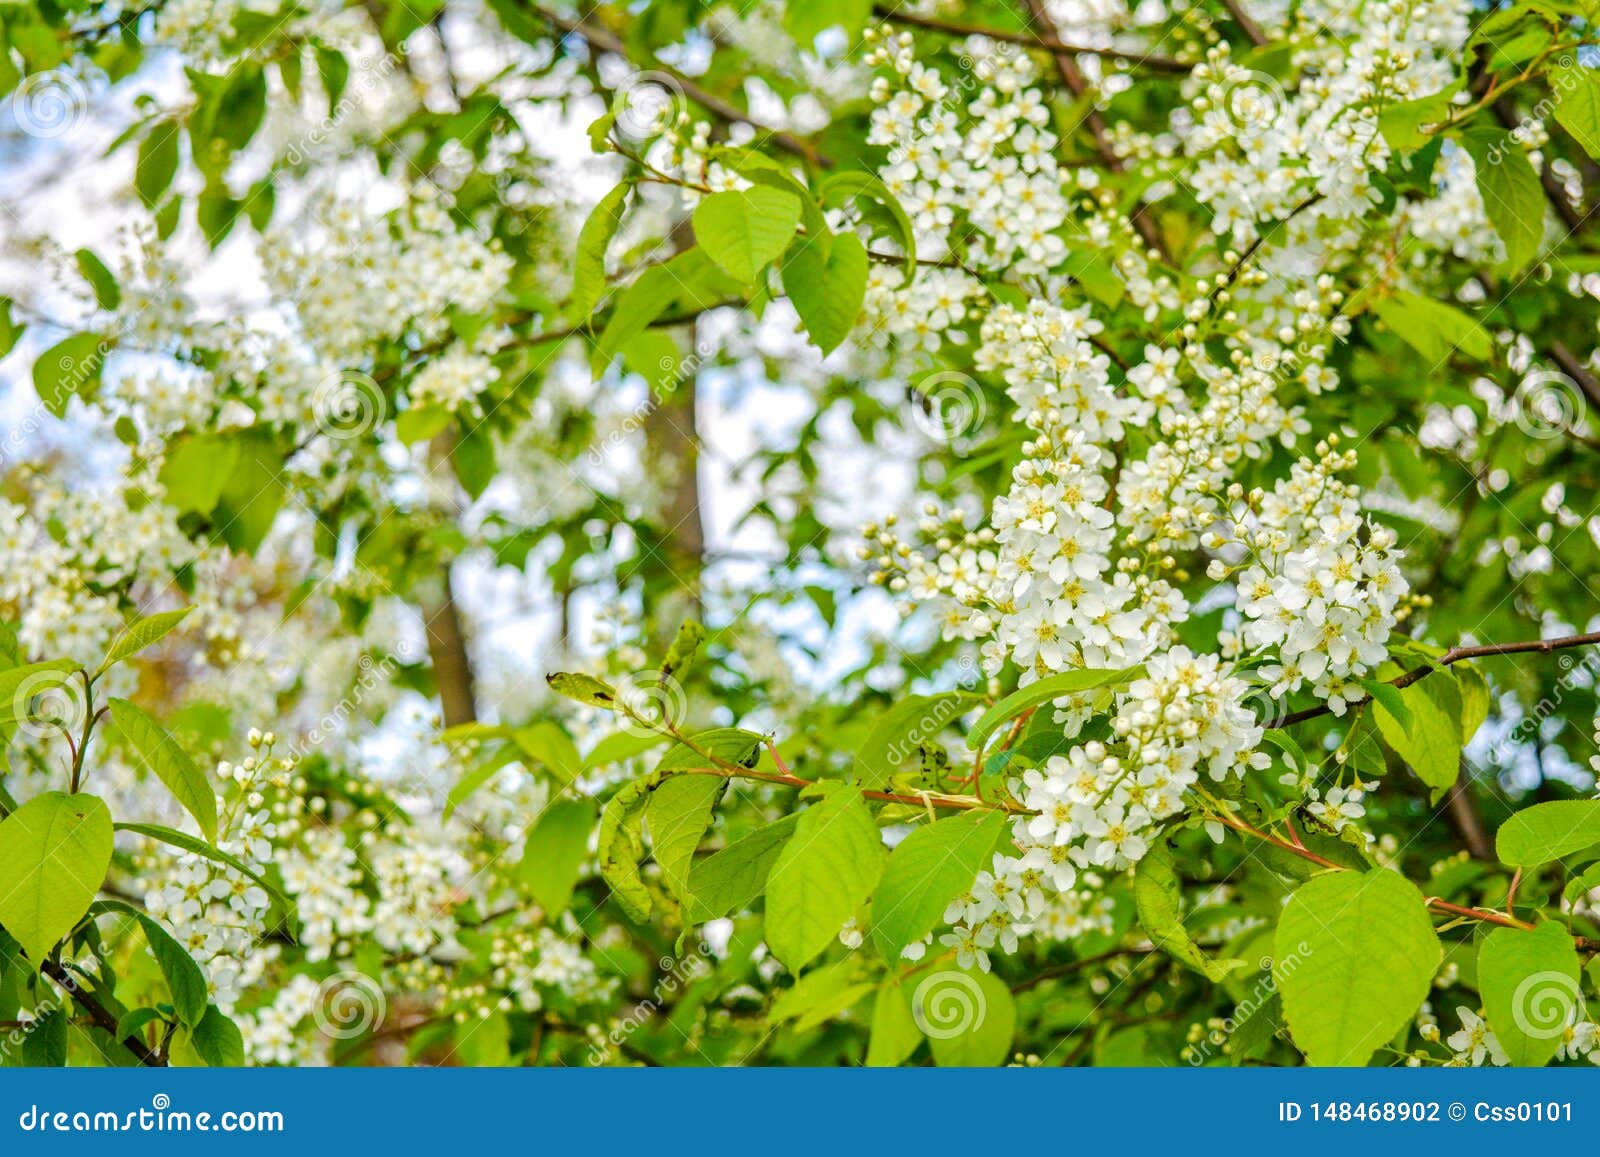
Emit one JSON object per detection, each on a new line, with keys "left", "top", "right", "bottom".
{"left": 686, "top": 813, "right": 800, "bottom": 921}
{"left": 512, "top": 721, "right": 582, "bottom": 785}
{"left": 1478, "top": 920, "right": 1582, "bottom": 1067}
{"left": 921, "top": 967, "right": 1015, "bottom": 1067}
{"left": 157, "top": 434, "right": 240, "bottom": 514}
{"left": 855, "top": 690, "right": 982, "bottom": 788}
{"left": 1371, "top": 675, "right": 1461, "bottom": 795}
{"left": 692, "top": 187, "right": 802, "bottom": 283}
{"left": 782, "top": 231, "right": 868, "bottom": 356}
{"left": 34, "top": 332, "right": 107, "bottom": 417}
{"left": 108, "top": 698, "right": 218, "bottom": 842}
{"left": 1371, "top": 290, "right": 1492, "bottom": 364}
{"left": 100, "top": 607, "right": 192, "bottom": 673}
{"left": 865, "top": 983, "right": 924, "bottom": 1066}
{"left": 1134, "top": 840, "right": 1246, "bottom": 981}
{"left": 74, "top": 248, "right": 120, "bottom": 309}
{"left": 0, "top": 792, "right": 114, "bottom": 966}
{"left": 1275, "top": 869, "right": 1439, "bottom": 1065}
{"left": 135, "top": 122, "right": 180, "bottom": 208}
{"left": 1458, "top": 129, "right": 1544, "bottom": 272}
{"left": 1552, "top": 64, "right": 1600, "bottom": 160}
{"left": 1496, "top": 800, "right": 1600, "bottom": 867}
{"left": 545, "top": 671, "right": 618, "bottom": 710}
{"left": 516, "top": 798, "right": 595, "bottom": 917}
{"left": 597, "top": 776, "right": 656, "bottom": 922}
{"left": 868, "top": 810, "right": 1008, "bottom": 961}
{"left": 646, "top": 774, "right": 724, "bottom": 906}
{"left": 966, "top": 667, "right": 1141, "bottom": 752}
{"left": 764, "top": 787, "right": 884, "bottom": 972}
{"left": 570, "top": 182, "right": 630, "bottom": 318}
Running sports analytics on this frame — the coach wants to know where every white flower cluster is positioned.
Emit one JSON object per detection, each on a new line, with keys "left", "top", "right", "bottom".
{"left": 142, "top": 741, "right": 291, "bottom": 1006}
{"left": 487, "top": 926, "right": 617, "bottom": 1014}
{"left": 1218, "top": 446, "right": 1409, "bottom": 711}
{"left": 279, "top": 828, "right": 371, "bottom": 963}
{"left": 261, "top": 187, "right": 512, "bottom": 366}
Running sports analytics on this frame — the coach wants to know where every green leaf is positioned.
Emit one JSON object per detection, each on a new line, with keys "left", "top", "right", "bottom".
{"left": 1458, "top": 128, "right": 1544, "bottom": 272}
{"left": 213, "top": 434, "right": 286, "bottom": 553}
{"left": 659, "top": 618, "right": 705, "bottom": 680}
{"left": 571, "top": 183, "right": 630, "bottom": 319}
{"left": 1371, "top": 676, "right": 1461, "bottom": 796}
{"left": 1478, "top": 920, "right": 1583, "bottom": 1067}
{"left": 1495, "top": 800, "right": 1600, "bottom": 868}
{"left": 74, "top": 248, "right": 120, "bottom": 310}
{"left": 782, "top": 0, "right": 871, "bottom": 43}
{"left": 770, "top": 961, "right": 874, "bottom": 1032}
{"left": 20, "top": 1008, "right": 67, "bottom": 1066}
{"left": 685, "top": 813, "right": 800, "bottom": 921}
{"left": 189, "top": 1005, "right": 244, "bottom": 1067}
{"left": 396, "top": 405, "right": 451, "bottom": 445}
{"left": 135, "top": 123, "right": 180, "bottom": 209}
{"left": 597, "top": 777, "right": 656, "bottom": 922}
{"left": 693, "top": 187, "right": 802, "bottom": 284}
{"left": 93, "top": 900, "right": 208, "bottom": 1029}
{"left": 115, "top": 823, "right": 288, "bottom": 909}
{"left": 645, "top": 774, "right": 723, "bottom": 906}
{"left": 511, "top": 721, "right": 582, "bottom": 785}
{"left": 1134, "top": 840, "right": 1246, "bottom": 980}
{"left": 583, "top": 730, "right": 668, "bottom": 769}
{"left": 545, "top": 671, "right": 618, "bottom": 710}
{"left": 781, "top": 231, "right": 868, "bottom": 356}
{"left": 158, "top": 433, "right": 240, "bottom": 514}
{"left": 868, "top": 810, "right": 1008, "bottom": 961}
{"left": 966, "top": 667, "right": 1140, "bottom": 753}
{"left": 0, "top": 792, "right": 114, "bottom": 966}
{"left": 918, "top": 968, "right": 1015, "bottom": 1066}
{"left": 1371, "top": 290, "right": 1492, "bottom": 363}
{"left": 1552, "top": 63, "right": 1600, "bottom": 160}
{"left": 34, "top": 333, "right": 107, "bottom": 418}
{"left": 865, "top": 983, "right": 924, "bottom": 1066}
{"left": 99, "top": 607, "right": 191, "bottom": 673}
{"left": 1274, "top": 869, "right": 1439, "bottom": 1065}
{"left": 107, "top": 698, "right": 217, "bottom": 842}
{"left": 0, "top": 660, "right": 78, "bottom": 731}
{"left": 819, "top": 172, "right": 917, "bottom": 281}
{"left": 764, "top": 787, "right": 885, "bottom": 972}
{"left": 516, "top": 798, "right": 595, "bottom": 917}
{"left": 856, "top": 691, "right": 982, "bottom": 788}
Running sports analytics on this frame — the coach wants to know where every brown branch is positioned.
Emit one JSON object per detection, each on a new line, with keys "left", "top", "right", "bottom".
{"left": 534, "top": 5, "right": 831, "bottom": 168}
{"left": 40, "top": 961, "right": 166, "bottom": 1067}
{"left": 1219, "top": 0, "right": 1268, "bottom": 47}
{"left": 873, "top": 7, "right": 1189, "bottom": 74}
{"left": 425, "top": 567, "right": 478, "bottom": 728}
{"left": 1274, "top": 629, "right": 1600, "bottom": 728}
{"left": 1550, "top": 341, "right": 1600, "bottom": 414}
